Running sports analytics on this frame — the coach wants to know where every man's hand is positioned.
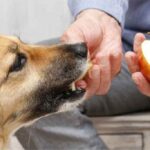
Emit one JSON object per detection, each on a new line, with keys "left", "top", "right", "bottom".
{"left": 125, "top": 33, "right": 150, "bottom": 97}
{"left": 61, "top": 9, "right": 122, "bottom": 99}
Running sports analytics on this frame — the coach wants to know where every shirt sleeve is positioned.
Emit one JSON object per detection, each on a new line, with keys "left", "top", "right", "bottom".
{"left": 68, "top": 0, "right": 129, "bottom": 26}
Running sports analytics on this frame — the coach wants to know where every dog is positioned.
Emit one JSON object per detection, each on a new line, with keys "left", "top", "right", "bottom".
{"left": 0, "top": 35, "right": 90, "bottom": 149}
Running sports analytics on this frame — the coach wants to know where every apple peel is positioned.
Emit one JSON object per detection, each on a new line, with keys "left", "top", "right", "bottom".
{"left": 138, "top": 40, "right": 150, "bottom": 82}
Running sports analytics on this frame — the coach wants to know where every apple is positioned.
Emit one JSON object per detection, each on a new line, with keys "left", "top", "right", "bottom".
{"left": 138, "top": 40, "right": 150, "bottom": 82}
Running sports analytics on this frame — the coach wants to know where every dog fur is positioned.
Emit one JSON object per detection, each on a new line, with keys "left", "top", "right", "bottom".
{"left": 0, "top": 35, "right": 89, "bottom": 149}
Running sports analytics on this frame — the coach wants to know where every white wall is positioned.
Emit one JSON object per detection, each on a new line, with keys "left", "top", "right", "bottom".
{"left": 41, "top": 0, "right": 72, "bottom": 38}
{"left": 53, "top": 0, "right": 72, "bottom": 37}
{"left": 0, "top": 0, "right": 72, "bottom": 43}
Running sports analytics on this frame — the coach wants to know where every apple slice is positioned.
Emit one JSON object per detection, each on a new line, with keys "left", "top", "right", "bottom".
{"left": 138, "top": 40, "right": 150, "bottom": 81}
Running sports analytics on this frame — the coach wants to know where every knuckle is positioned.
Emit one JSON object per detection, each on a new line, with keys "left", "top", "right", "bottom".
{"left": 111, "top": 50, "right": 122, "bottom": 60}
{"left": 61, "top": 31, "right": 70, "bottom": 42}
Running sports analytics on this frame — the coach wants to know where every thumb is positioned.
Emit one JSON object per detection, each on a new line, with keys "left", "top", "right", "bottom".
{"left": 132, "top": 72, "right": 150, "bottom": 97}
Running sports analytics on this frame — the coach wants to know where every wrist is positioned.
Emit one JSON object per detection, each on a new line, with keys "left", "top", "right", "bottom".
{"left": 76, "top": 9, "right": 120, "bottom": 28}
{"left": 77, "top": 9, "right": 105, "bottom": 19}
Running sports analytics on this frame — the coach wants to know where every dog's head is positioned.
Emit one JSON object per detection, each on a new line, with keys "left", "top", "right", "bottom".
{"left": 0, "top": 35, "right": 90, "bottom": 136}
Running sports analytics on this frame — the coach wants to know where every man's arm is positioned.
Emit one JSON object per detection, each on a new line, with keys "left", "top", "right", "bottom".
{"left": 62, "top": 1, "right": 129, "bottom": 98}
{"left": 68, "top": 0, "right": 128, "bottom": 26}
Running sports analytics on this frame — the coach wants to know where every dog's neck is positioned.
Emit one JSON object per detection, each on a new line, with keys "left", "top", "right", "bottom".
{"left": 0, "top": 107, "right": 7, "bottom": 149}
{"left": 0, "top": 139, "right": 4, "bottom": 150}
{"left": 0, "top": 124, "right": 18, "bottom": 150}
{"left": 0, "top": 128, "right": 7, "bottom": 150}
{"left": 0, "top": 138, "right": 5, "bottom": 150}
{"left": 0, "top": 125, "right": 9, "bottom": 150}
{"left": 0, "top": 117, "right": 18, "bottom": 150}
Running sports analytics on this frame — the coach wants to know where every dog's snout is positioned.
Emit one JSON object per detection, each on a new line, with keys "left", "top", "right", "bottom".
{"left": 68, "top": 43, "right": 88, "bottom": 58}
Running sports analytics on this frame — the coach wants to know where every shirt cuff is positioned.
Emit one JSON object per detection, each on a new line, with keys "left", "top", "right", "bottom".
{"left": 68, "top": 0, "right": 128, "bottom": 26}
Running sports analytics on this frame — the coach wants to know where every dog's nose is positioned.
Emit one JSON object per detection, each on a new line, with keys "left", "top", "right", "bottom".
{"left": 68, "top": 43, "right": 88, "bottom": 58}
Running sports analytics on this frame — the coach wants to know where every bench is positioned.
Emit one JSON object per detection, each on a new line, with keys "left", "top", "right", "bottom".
{"left": 91, "top": 113, "right": 150, "bottom": 150}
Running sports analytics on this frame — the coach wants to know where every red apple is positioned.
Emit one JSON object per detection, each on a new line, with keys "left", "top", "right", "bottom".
{"left": 138, "top": 40, "right": 150, "bottom": 82}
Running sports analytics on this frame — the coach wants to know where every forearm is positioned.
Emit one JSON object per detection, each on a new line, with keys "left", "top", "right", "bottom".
{"left": 68, "top": 0, "right": 129, "bottom": 26}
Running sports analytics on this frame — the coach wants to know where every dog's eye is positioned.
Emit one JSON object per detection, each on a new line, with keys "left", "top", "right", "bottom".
{"left": 9, "top": 53, "right": 27, "bottom": 72}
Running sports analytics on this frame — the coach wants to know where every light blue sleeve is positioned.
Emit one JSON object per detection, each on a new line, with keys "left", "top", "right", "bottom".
{"left": 68, "top": 0, "right": 128, "bottom": 26}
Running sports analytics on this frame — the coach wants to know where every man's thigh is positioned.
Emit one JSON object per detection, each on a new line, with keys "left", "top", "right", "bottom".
{"left": 16, "top": 109, "right": 106, "bottom": 150}
{"left": 83, "top": 44, "right": 150, "bottom": 116}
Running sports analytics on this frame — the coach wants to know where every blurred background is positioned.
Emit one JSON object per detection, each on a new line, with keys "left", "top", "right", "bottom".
{"left": 31, "top": 0, "right": 72, "bottom": 40}
{"left": 0, "top": 0, "right": 72, "bottom": 43}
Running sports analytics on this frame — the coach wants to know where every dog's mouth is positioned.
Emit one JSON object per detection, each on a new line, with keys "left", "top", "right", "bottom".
{"left": 58, "top": 61, "right": 92, "bottom": 101}
{"left": 55, "top": 82, "right": 85, "bottom": 103}
{"left": 58, "top": 85, "right": 85, "bottom": 100}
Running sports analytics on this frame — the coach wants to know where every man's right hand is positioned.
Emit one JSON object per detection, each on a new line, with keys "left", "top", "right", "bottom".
{"left": 61, "top": 9, "right": 123, "bottom": 99}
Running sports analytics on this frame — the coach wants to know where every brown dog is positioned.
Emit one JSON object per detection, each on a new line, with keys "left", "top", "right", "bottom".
{"left": 0, "top": 35, "right": 90, "bottom": 149}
